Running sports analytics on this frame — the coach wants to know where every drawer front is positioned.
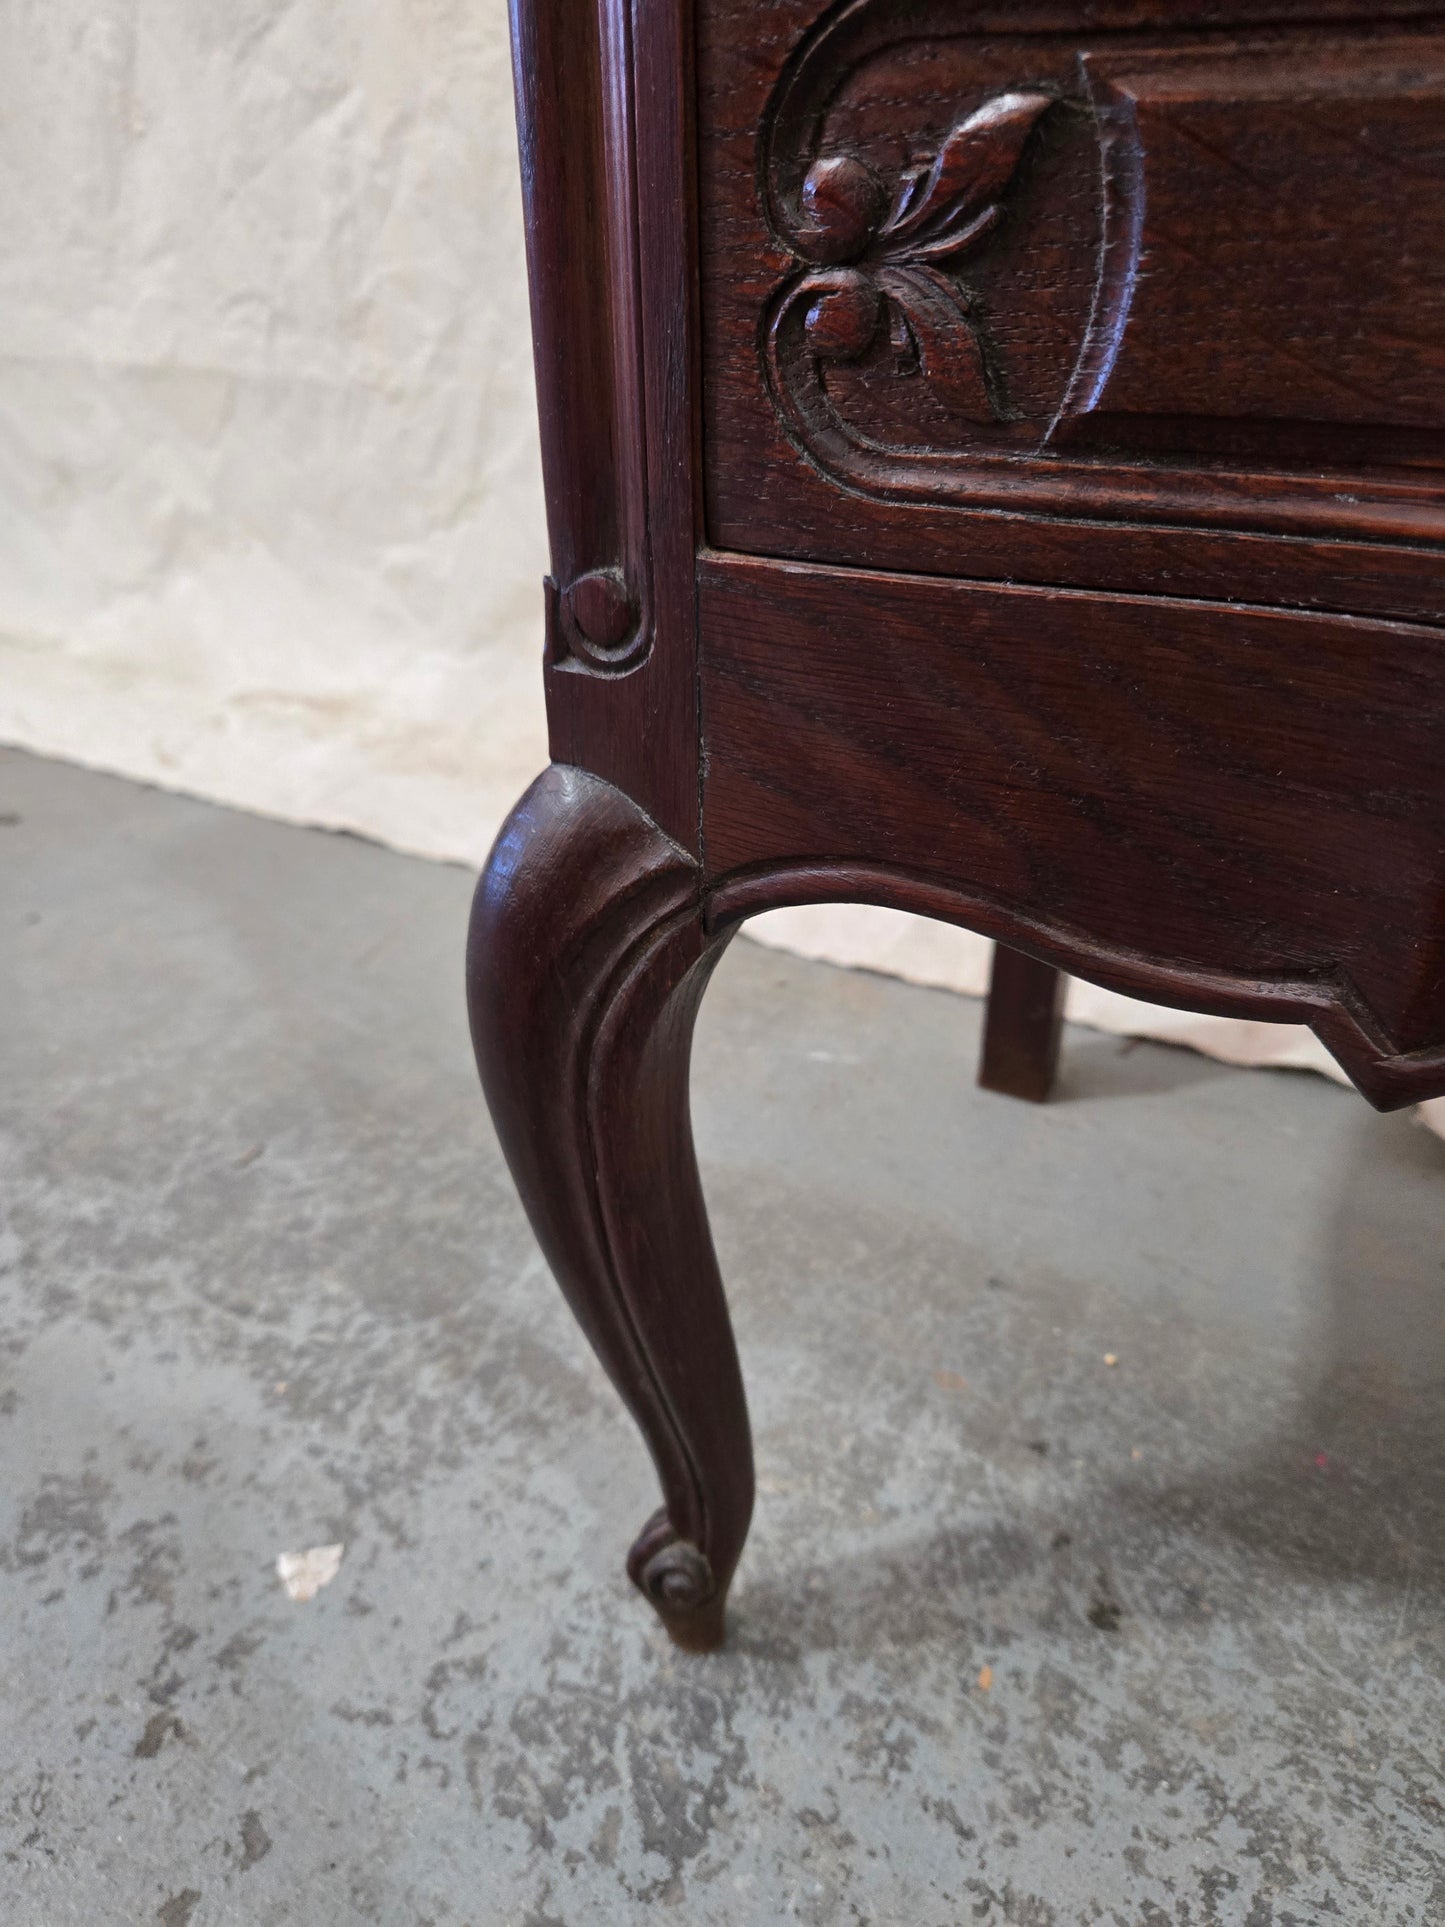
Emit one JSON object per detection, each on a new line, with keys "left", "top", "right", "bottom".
{"left": 698, "top": 1, "right": 1445, "bottom": 618}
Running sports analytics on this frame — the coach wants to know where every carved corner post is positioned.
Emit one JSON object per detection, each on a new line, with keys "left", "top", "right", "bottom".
{"left": 507, "top": 0, "right": 700, "bottom": 847}
{"left": 472, "top": 3, "right": 751, "bottom": 1649}
{"left": 509, "top": 0, "right": 648, "bottom": 674}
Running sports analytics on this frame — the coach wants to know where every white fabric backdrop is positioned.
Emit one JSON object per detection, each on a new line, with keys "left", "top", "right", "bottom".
{"left": 0, "top": 0, "right": 550, "bottom": 855}
{"left": 2, "top": 0, "right": 1438, "bottom": 1134}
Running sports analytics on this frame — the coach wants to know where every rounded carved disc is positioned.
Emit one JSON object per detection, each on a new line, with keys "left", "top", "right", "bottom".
{"left": 564, "top": 569, "right": 639, "bottom": 663}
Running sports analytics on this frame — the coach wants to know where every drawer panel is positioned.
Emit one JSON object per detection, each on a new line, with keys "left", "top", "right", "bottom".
{"left": 699, "top": 552, "right": 1445, "bottom": 1091}
{"left": 1076, "top": 39, "right": 1445, "bottom": 438}
{"left": 698, "top": 2, "right": 1445, "bottom": 616}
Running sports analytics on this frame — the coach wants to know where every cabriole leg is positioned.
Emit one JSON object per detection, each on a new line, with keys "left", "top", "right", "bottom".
{"left": 466, "top": 764, "right": 753, "bottom": 1651}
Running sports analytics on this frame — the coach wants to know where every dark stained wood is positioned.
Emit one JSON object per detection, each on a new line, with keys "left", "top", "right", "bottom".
{"left": 477, "top": 0, "right": 1445, "bottom": 1646}
{"left": 509, "top": 0, "right": 702, "bottom": 848}
{"left": 1078, "top": 39, "right": 1445, "bottom": 436}
{"left": 467, "top": 764, "right": 752, "bottom": 1651}
{"left": 980, "top": 949, "right": 1066, "bottom": 1103}
{"left": 698, "top": 1, "right": 1445, "bottom": 617}
{"left": 698, "top": 552, "right": 1445, "bottom": 1109}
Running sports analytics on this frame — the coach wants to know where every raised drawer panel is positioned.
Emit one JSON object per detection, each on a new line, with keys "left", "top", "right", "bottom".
{"left": 698, "top": 1, "right": 1445, "bottom": 616}
{"left": 1078, "top": 39, "right": 1445, "bottom": 438}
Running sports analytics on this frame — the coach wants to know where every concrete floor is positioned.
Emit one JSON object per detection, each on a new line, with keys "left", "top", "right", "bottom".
{"left": 2, "top": 746, "right": 1444, "bottom": 1925}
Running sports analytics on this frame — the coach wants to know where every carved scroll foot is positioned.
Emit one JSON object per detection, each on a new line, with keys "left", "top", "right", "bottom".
{"left": 626, "top": 1508, "right": 728, "bottom": 1653}
{"left": 467, "top": 764, "right": 754, "bottom": 1652}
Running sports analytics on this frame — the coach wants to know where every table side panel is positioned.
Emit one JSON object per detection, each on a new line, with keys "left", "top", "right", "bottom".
{"left": 698, "top": 552, "right": 1445, "bottom": 1094}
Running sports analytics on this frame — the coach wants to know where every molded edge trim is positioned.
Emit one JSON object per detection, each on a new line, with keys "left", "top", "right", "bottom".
{"left": 705, "top": 859, "right": 1445, "bottom": 1111}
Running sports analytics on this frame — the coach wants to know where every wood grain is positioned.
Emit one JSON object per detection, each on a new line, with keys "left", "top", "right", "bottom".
{"left": 698, "top": 0, "right": 1445, "bottom": 614}
{"left": 699, "top": 551, "right": 1445, "bottom": 1106}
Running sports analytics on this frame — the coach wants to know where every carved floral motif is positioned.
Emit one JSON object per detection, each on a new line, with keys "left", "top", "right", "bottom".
{"left": 768, "top": 92, "right": 1053, "bottom": 422}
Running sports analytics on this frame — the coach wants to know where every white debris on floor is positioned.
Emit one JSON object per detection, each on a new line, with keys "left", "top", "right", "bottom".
{"left": 276, "top": 1545, "right": 345, "bottom": 1603}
